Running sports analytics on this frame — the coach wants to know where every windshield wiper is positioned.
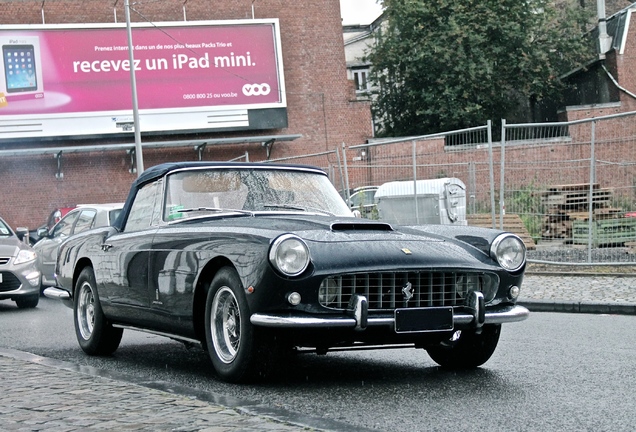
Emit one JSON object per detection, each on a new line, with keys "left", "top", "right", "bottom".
{"left": 177, "top": 207, "right": 254, "bottom": 216}
{"left": 262, "top": 204, "right": 335, "bottom": 216}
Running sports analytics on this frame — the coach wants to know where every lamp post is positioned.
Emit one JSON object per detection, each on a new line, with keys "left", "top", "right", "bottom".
{"left": 124, "top": 0, "right": 144, "bottom": 175}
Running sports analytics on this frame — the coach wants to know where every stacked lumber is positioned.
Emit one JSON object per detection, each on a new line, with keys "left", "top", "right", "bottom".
{"left": 542, "top": 208, "right": 624, "bottom": 239}
{"left": 540, "top": 183, "right": 613, "bottom": 210}
{"left": 467, "top": 213, "right": 536, "bottom": 250}
{"left": 540, "top": 183, "right": 617, "bottom": 240}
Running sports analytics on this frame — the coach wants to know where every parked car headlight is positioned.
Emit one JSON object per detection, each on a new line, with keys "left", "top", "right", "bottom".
{"left": 14, "top": 249, "right": 36, "bottom": 265}
{"left": 269, "top": 234, "right": 310, "bottom": 276}
{"left": 490, "top": 233, "right": 526, "bottom": 272}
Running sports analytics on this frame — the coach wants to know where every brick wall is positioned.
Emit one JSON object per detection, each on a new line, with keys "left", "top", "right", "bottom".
{"left": 0, "top": 0, "right": 373, "bottom": 229}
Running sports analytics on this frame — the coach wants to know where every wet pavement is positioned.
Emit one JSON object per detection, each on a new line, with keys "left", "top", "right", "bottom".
{"left": 1, "top": 274, "right": 634, "bottom": 431}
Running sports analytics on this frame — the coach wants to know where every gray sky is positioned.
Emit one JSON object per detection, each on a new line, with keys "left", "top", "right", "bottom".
{"left": 340, "top": 0, "right": 383, "bottom": 25}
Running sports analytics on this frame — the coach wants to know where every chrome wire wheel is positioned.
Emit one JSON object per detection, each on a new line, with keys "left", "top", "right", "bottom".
{"left": 77, "top": 281, "right": 96, "bottom": 341}
{"left": 211, "top": 286, "right": 241, "bottom": 364}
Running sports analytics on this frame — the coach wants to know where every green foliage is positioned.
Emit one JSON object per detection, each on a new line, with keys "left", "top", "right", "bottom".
{"left": 368, "top": 0, "right": 595, "bottom": 137}
{"left": 508, "top": 184, "right": 544, "bottom": 241}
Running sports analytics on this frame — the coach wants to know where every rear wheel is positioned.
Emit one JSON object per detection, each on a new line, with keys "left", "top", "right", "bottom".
{"left": 205, "top": 267, "right": 271, "bottom": 383}
{"left": 74, "top": 267, "right": 123, "bottom": 355}
{"left": 427, "top": 324, "right": 501, "bottom": 369}
{"left": 15, "top": 294, "right": 39, "bottom": 309}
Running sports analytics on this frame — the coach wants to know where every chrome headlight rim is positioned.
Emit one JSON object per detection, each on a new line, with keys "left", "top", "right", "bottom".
{"left": 269, "top": 234, "right": 311, "bottom": 277}
{"left": 490, "top": 233, "right": 526, "bottom": 272}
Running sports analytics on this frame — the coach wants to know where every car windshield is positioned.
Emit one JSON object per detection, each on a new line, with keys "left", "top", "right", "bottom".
{"left": 0, "top": 219, "right": 11, "bottom": 237}
{"left": 164, "top": 168, "right": 353, "bottom": 221}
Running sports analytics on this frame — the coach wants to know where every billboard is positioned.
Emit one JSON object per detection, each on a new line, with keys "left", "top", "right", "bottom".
{"left": 0, "top": 19, "right": 286, "bottom": 140}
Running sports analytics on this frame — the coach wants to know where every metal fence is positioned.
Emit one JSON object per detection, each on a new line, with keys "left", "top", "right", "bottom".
{"left": 253, "top": 110, "right": 636, "bottom": 265}
{"left": 502, "top": 111, "right": 636, "bottom": 265}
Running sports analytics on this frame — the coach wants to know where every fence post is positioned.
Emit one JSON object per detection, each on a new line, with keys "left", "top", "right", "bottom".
{"left": 412, "top": 139, "right": 420, "bottom": 224}
{"left": 340, "top": 143, "right": 351, "bottom": 202}
{"left": 587, "top": 120, "right": 597, "bottom": 263}
{"left": 499, "top": 119, "right": 506, "bottom": 230}
{"left": 487, "top": 120, "right": 496, "bottom": 228}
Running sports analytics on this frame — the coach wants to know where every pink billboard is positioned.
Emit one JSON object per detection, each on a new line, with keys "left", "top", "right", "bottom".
{"left": 0, "top": 19, "right": 286, "bottom": 138}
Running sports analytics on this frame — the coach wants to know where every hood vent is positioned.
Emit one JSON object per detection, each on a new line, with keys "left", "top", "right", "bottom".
{"left": 331, "top": 222, "right": 393, "bottom": 232}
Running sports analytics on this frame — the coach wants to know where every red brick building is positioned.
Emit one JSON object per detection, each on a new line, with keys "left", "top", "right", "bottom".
{"left": 0, "top": 0, "right": 373, "bottom": 229}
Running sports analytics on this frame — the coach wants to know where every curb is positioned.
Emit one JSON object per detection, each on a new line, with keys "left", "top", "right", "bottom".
{"left": 518, "top": 300, "right": 636, "bottom": 315}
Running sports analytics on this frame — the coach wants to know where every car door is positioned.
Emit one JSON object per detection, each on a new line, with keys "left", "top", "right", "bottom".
{"left": 96, "top": 180, "right": 161, "bottom": 325}
{"left": 36, "top": 210, "right": 81, "bottom": 285}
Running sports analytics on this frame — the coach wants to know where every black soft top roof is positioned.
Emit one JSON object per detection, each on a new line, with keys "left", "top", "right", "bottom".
{"left": 113, "top": 161, "right": 325, "bottom": 230}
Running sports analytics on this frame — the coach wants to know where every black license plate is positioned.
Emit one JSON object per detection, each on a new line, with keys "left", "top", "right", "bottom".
{"left": 394, "top": 307, "right": 454, "bottom": 333}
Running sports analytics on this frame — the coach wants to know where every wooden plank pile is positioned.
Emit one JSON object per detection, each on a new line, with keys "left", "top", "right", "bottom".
{"left": 540, "top": 183, "right": 613, "bottom": 209}
{"left": 540, "top": 183, "right": 635, "bottom": 246}
{"left": 467, "top": 213, "right": 536, "bottom": 250}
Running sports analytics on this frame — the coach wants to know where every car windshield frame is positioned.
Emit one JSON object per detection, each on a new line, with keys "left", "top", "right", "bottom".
{"left": 163, "top": 167, "right": 353, "bottom": 222}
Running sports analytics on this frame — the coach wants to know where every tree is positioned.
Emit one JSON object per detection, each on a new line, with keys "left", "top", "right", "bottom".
{"left": 367, "top": 0, "right": 594, "bottom": 137}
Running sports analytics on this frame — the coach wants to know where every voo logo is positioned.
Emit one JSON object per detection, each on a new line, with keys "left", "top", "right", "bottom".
{"left": 242, "top": 83, "right": 271, "bottom": 96}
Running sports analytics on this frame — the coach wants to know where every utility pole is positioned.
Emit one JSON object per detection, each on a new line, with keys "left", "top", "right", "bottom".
{"left": 125, "top": 0, "right": 144, "bottom": 175}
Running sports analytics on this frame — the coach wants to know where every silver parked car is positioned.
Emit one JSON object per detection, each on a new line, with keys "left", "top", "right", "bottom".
{"left": 0, "top": 216, "right": 41, "bottom": 308}
{"left": 34, "top": 203, "right": 123, "bottom": 289}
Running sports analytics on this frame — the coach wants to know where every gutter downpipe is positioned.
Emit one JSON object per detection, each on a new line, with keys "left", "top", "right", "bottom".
{"left": 597, "top": 0, "right": 612, "bottom": 60}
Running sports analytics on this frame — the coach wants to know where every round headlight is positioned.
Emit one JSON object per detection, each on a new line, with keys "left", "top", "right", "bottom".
{"left": 269, "top": 234, "right": 310, "bottom": 277}
{"left": 490, "top": 233, "right": 526, "bottom": 272}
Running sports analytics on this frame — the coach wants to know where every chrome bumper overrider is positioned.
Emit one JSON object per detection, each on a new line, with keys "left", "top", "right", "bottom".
{"left": 251, "top": 293, "right": 529, "bottom": 331}
{"left": 43, "top": 286, "right": 74, "bottom": 308}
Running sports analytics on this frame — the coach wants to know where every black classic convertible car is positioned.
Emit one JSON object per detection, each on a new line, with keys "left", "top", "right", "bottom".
{"left": 45, "top": 162, "right": 529, "bottom": 382}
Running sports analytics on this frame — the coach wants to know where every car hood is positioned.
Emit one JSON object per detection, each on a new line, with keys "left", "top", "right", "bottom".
{"left": 182, "top": 214, "right": 494, "bottom": 269}
{"left": 0, "top": 236, "right": 29, "bottom": 257}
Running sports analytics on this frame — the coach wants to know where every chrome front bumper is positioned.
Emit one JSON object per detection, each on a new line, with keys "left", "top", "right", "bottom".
{"left": 251, "top": 293, "right": 529, "bottom": 331}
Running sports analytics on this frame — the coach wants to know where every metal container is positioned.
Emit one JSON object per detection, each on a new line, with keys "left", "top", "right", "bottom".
{"left": 375, "top": 178, "right": 467, "bottom": 226}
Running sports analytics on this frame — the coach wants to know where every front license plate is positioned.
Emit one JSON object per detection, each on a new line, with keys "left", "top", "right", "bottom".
{"left": 394, "top": 307, "right": 453, "bottom": 333}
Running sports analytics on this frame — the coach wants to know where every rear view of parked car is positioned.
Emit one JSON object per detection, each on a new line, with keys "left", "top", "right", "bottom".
{"left": 0, "top": 216, "right": 41, "bottom": 308}
{"left": 346, "top": 185, "right": 378, "bottom": 218}
{"left": 34, "top": 203, "right": 123, "bottom": 289}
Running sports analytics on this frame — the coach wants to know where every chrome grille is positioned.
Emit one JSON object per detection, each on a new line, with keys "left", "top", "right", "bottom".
{"left": 319, "top": 271, "right": 498, "bottom": 310}
{"left": 0, "top": 257, "right": 9, "bottom": 265}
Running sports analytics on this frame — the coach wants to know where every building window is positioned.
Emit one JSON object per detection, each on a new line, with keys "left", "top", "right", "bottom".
{"left": 353, "top": 68, "right": 371, "bottom": 93}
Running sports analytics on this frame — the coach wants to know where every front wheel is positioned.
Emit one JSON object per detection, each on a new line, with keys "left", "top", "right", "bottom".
{"left": 15, "top": 294, "right": 39, "bottom": 309}
{"left": 427, "top": 324, "right": 501, "bottom": 369}
{"left": 74, "top": 267, "right": 123, "bottom": 355}
{"left": 205, "top": 267, "right": 270, "bottom": 383}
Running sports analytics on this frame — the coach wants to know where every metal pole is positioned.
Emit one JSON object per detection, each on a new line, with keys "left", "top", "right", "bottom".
{"left": 487, "top": 120, "right": 496, "bottom": 228}
{"left": 125, "top": 0, "right": 144, "bottom": 176}
{"left": 587, "top": 121, "right": 596, "bottom": 262}
{"left": 412, "top": 140, "right": 419, "bottom": 224}
{"left": 341, "top": 143, "right": 351, "bottom": 203}
{"left": 499, "top": 119, "right": 506, "bottom": 230}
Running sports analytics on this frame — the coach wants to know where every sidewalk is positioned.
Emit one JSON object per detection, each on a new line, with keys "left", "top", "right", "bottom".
{"left": 519, "top": 273, "right": 636, "bottom": 315}
{"left": 0, "top": 347, "right": 355, "bottom": 432}
{"left": 1, "top": 275, "right": 634, "bottom": 431}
